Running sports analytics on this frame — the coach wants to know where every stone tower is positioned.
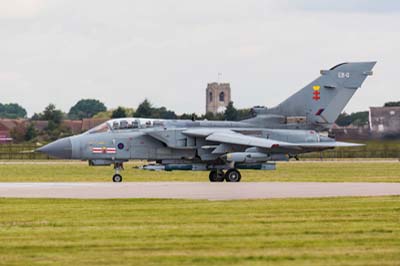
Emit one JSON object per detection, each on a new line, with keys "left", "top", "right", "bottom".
{"left": 205, "top": 83, "right": 231, "bottom": 114}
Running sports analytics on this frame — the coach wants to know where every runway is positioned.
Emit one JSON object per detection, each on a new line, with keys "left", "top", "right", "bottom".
{"left": 1, "top": 182, "right": 400, "bottom": 200}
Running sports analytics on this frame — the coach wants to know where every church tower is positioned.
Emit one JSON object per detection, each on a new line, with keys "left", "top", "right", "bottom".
{"left": 205, "top": 83, "right": 231, "bottom": 114}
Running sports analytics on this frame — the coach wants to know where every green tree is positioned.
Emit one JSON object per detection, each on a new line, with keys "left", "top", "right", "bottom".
{"left": 135, "top": 99, "right": 153, "bottom": 118}
{"left": 335, "top": 111, "right": 369, "bottom": 127}
{"left": 237, "top": 108, "right": 252, "bottom": 120}
{"left": 42, "top": 104, "right": 64, "bottom": 125}
{"left": 9, "top": 122, "right": 37, "bottom": 143}
{"left": 179, "top": 113, "right": 199, "bottom": 120}
{"left": 335, "top": 113, "right": 352, "bottom": 126}
{"left": 46, "top": 123, "right": 72, "bottom": 141}
{"left": 0, "top": 103, "right": 27, "bottom": 119}
{"left": 94, "top": 108, "right": 134, "bottom": 119}
{"left": 31, "top": 104, "right": 69, "bottom": 141}
{"left": 9, "top": 124, "right": 26, "bottom": 142}
{"left": 31, "top": 113, "right": 41, "bottom": 120}
{"left": 224, "top": 101, "right": 239, "bottom": 121}
{"left": 203, "top": 112, "right": 215, "bottom": 120}
{"left": 68, "top": 99, "right": 107, "bottom": 119}
{"left": 384, "top": 101, "right": 400, "bottom": 107}
{"left": 92, "top": 110, "right": 113, "bottom": 119}
{"left": 152, "top": 107, "right": 177, "bottom": 119}
{"left": 111, "top": 107, "right": 127, "bottom": 118}
{"left": 202, "top": 112, "right": 224, "bottom": 121}
{"left": 24, "top": 123, "right": 37, "bottom": 141}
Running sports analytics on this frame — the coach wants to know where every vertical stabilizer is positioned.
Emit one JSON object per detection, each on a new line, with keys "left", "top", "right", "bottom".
{"left": 268, "top": 62, "right": 376, "bottom": 128}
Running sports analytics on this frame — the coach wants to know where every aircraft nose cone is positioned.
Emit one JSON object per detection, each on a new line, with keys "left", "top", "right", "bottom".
{"left": 36, "top": 137, "right": 72, "bottom": 159}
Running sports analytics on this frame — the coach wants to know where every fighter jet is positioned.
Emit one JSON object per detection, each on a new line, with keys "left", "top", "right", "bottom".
{"left": 37, "top": 62, "right": 376, "bottom": 182}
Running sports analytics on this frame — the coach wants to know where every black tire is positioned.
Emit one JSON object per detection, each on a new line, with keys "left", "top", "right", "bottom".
{"left": 209, "top": 170, "right": 225, "bottom": 182}
{"left": 225, "top": 169, "right": 241, "bottom": 182}
{"left": 112, "top": 174, "right": 123, "bottom": 183}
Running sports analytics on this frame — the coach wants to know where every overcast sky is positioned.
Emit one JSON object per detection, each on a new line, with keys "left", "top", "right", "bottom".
{"left": 1, "top": 0, "right": 400, "bottom": 116}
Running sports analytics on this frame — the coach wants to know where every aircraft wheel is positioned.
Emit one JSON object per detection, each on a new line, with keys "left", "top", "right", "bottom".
{"left": 225, "top": 169, "right": 241, "bottom": 182}
{"left": 209, "top": 170, "right": 225, "bottom": 182}
{"left": 112, "top": 174, "right": 123, "bottom": 183}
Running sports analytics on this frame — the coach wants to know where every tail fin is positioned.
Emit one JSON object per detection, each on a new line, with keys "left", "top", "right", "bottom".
{"left": 269, "top": 62, "right": 376, "bottom": 128}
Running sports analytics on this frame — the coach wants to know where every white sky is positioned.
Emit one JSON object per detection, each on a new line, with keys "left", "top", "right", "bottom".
{"left": 1, "top": 0, "right": 400, "bottom": 116}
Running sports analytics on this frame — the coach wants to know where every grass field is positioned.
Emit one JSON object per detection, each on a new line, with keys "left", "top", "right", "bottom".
{"left": 0, "top": 197, "right": 399, "bottom": 266}
{"left": 0, "top": 161, "right": 400, "bottom": 182}
{"left": 1, "top": 162, "right": 400, "bottom": 265}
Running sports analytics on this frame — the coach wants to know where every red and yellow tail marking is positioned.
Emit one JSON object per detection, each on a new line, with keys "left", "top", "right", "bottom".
{"left": 312, "top": 85, "right": 320, "bottom": 101}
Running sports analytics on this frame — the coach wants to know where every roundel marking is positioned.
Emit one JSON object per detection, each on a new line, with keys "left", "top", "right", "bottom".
{"left": 117, "top": 143, "right": 125, "bottom": 150}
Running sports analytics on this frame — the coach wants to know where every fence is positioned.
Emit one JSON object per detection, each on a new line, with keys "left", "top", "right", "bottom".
{"left": 299, "top": 149, "right": 400, "bottom": 159}
{"left": 0, "top": 144, "right": 52, "bottom": 160}
{"left": 299, "top": 140, "right": 400, "bottom": 159}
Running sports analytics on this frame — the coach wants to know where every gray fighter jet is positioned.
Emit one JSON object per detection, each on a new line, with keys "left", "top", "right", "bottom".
{"left": 37, "top": 62, "right": 376, "bottom": 182}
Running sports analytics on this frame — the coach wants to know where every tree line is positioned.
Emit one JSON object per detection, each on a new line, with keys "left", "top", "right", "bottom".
{"left": 5, "top": 99, "right": 252, "bottom": 143}
{"left": 2, "top": 99, "right": 400, "bottom": 123}
{"left": 0, "top": 99, "right": 252, "bottom": 121}
{"left": 1, "top": 99, "right": 400, "bottom": 143}
{"left": 0, "top": 103, "right": 27, "bottom": 119}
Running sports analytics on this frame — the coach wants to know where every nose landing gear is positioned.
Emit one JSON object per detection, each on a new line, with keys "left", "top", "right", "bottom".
{"left": 113, "top": 162, "right": 124, "bottom": 182}
{"left": 112, "top": 174, "right": 122, "bottom": 182}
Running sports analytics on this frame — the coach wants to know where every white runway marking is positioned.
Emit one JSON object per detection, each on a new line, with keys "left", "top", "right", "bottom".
{"left": 1, "top": 182, "right": 400, "bottom": 200}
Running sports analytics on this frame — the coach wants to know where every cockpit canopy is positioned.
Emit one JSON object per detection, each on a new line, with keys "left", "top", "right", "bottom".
{"left": 86, "top": 118, "right": 165, "bottom": 134}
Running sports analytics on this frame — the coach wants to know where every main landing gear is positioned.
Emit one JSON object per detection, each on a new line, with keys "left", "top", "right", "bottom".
{"left": 113, "top": 162, "right": 124, "bottom": 183}
{"left": 209, "top": 170, "right": 225, "bottom": 182}
{"left": 209, "top": 169, "right": 242, "bottom": 182}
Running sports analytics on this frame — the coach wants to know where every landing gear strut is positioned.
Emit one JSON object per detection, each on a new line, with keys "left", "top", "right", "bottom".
{"left": 113, "top": 162, "right": 124, "bottom": 183}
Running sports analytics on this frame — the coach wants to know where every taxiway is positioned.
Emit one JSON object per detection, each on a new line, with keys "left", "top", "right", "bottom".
{"left": 1, "top": 182, "right": 400, "bottom": 200}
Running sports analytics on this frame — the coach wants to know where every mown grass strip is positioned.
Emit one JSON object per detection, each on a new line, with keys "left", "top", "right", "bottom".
{"left": 0, "top": 197, "right": 399, "bottom": 266}
{"left": 0, "top": 161, "right": 399, "bottom": 182}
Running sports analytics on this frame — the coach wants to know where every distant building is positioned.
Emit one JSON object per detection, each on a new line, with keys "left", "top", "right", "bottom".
{"left": 331, "top": 124, "right": 371, "bottom": 141}
{"left": 31, "top": 121, "right": 48, "bottom": 132}
{"left": 206, "top": 82, "right": 231, "bottom": 114}
{"left": 63, "top": 120, "right": 84, "bottom": 135}
{"left": 0, "top": 119, "right": 24, "bottom": 140}
{"left": 369, "top": 106, "right": 400, "bottom": 138}
{"left": 82, "top": 118, "right": 108, "bottom": 132}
